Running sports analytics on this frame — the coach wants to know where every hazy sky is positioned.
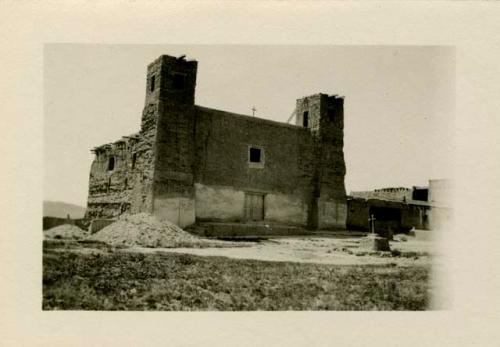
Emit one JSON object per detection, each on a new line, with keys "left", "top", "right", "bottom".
{"left": 44, "top": 44, "right": 454, "bottom": 206}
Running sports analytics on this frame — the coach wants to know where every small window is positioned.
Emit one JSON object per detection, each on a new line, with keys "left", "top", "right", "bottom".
{"left": 124, "top": 178, "right": 128, "bottom": 189}
{"left": 131, "top": 153, "right": 137, "bottom": 169}
{"left": 108, "top": 156, "right": 115, "bottom": 171}
{"left": 172, "top": 74, "right": 185, "bottom": 90}
{"left": 327, "top": 108, "right": 335, "bottom": 122}
{"left": 303, "top": 111, "right": 309, "bottom": 128}
{"left": 150, "top": 75, "right": 155, "bottom": 92}
{"left": 248, "top": 146, "right": 265, "bottom": 169}
{"left": 249, "top": 147, "right": 261, "bottom": 163}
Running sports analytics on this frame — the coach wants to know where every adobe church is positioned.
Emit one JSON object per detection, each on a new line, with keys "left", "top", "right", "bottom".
{"left": 85, "top": 54, "right": 347, "bottom": 231}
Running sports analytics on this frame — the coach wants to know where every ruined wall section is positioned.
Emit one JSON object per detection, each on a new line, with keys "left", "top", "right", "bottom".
{"left": 86, "top": 138, "right": 136, "bottom": 219}
{"left": 127, "top": 102, "right": 158, "bottom": 215}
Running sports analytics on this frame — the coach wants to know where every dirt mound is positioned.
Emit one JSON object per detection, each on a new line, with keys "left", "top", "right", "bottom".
{"left": 87, "top": 213, "right": 225, "bottom": 248}
{"left": 44, "top": 224, "right": 89, "bottom": 240}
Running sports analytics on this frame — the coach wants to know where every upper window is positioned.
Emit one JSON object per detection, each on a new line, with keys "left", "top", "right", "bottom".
{"left": 248, "top": 146, "right": 265, "bottom": 169}
{"left": 150, "top": 75, "right": 156, "bottom": 92}
{"left": 108, "top": 156, "right": 115, "bottom": 171}
{"left": 303, "top": 111, "right": 309, "bottom": 128}
{"left": 172, "top": 73, "right": 185, "bottom": 90}
{"left": 249, "top": 147, "right": 261, "bottom": 163}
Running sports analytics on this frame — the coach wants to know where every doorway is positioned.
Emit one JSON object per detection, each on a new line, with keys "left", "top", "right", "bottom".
{"left": 244, "top": 192, "right": 265, "bottom": 221}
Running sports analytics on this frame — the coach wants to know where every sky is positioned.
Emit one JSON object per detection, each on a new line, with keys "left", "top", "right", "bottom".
{"left": 44, "top": 44, "right": 455, "bottom": 206}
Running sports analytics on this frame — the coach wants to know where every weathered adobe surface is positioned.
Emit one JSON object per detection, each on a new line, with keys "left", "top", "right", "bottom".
{"left": 192, "top": 106, "right": 315, "bottom": 197}
{"left": 85, "top": 55, "right": 347, "bottom": 229}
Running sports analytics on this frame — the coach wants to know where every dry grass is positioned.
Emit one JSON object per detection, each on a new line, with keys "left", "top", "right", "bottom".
{"left": 43, "top": 249, "right": 430, "bottom": 311}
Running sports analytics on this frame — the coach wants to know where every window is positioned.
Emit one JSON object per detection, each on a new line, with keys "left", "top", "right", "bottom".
{"left": 172, "top": 73, "right": 185, "bottom": 90}
{"left": 303, "top": 111, "right": 309, "bottom": 127}
{"left": 327, "top": 108, "right": 335, "bottom": 122}
{"left": 131, "top": 153, "right": 137, "bottom": 169}
{"left": 150, "top": 75, "right": 155, "bottom": 92}
{"left": 124, "top": 178, "right": 128, "bottom": 189}
{"left": 108, "top": 156, "right": 115, "bottom": 171}
{"left": 249, "top": 147, "right": 261, "bottom": 163}
{"left": 248, "top": 146, "right": 265, "bottom": 169}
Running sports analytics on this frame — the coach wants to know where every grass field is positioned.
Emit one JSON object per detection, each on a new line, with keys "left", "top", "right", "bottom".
{"left": 43, "top": 249, "right": 430, "bottom": 311}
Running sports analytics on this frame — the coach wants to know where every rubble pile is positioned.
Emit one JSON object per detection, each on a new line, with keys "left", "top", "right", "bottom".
{"left": 44, "top": 224, "right": 89, "bottom": 240}
{"left": 87, "top": 213, "right": 230, "bottom": 248}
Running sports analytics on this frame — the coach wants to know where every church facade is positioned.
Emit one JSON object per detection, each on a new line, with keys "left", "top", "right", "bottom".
{"left": 85, "top": 54, "right": 347, "bottom": 230}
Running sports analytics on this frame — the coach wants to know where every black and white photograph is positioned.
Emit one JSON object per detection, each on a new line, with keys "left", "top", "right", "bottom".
{"left": 2, "top": 1, "right": 500, "bottom": 346}
{"left": 42, "top": 44, "right": 454, "bottom": 311}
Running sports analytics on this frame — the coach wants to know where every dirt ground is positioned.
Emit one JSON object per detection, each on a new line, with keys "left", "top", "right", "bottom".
{"left": 122, "top": 235, "right": 436, "bottom": 267}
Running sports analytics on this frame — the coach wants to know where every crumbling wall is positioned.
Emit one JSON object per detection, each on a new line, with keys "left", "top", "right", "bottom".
{"left": 129, "top": 102, "right": 159, "bottom": 215}
{"left": 86, "top": 139, "right": 134, "bottom": 219}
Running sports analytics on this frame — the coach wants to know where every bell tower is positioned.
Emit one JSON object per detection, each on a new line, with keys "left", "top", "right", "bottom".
{"left": 296, "top": 93, "right": 347, "bottom": 229}
{"left": 138, "top": 55, "right": 198, "bottom": 227}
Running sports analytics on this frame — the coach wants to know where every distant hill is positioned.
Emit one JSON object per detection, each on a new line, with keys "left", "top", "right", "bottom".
{"left": 43, "top": 201, "right": 87, "bottom": 219}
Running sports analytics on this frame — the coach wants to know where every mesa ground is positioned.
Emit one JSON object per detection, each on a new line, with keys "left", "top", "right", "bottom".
{"left": 43, "top": 250, "right": 430, "bottom": 311}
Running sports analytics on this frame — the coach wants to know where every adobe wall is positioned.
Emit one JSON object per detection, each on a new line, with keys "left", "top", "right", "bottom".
{"left": 191, "top": 106, "right": 314, "bottom": 226}
{"left": 85, "top": 55, "right": 348, "bottom": 231}
{"left": 86, "top": 140, "right": 134, "bottom": 219}
{"left": 347, "top": 197, "right": 429, "bottom": 232}
{"left": 295, "top": 94, "right": 347, "bottom": 229}
{"left": 42, "top": 217, "right": 88, "bottom": 231}
{"left": 428, "top": 179, "right": 453, "bottom": 231}
{"left": 145, "top": 56, "right": 199, "bottom": 228}
{"left": 401, "top": 205, "right": 429, "bottom": 230}
{"left": 152, "top": 103, "right": 197, "bottom": 227}
{"left": 85, "top": 105, "right": 159, "bottom": 219}
{"left": 346, "top": 198, "right": 370, "bottom": 230}
{"left": 351, "top": 188, "right": 412, "bottom": 202}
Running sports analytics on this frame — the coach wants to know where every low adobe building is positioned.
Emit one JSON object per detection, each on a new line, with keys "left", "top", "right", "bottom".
{"left": 85, "top": 54, "right": 348, "bottom": 231}
{"left": 347, "top": 181, "right": 452, "bottom": 236}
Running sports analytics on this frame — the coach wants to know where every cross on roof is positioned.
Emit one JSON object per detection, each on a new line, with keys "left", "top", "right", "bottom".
{"left": 251, "top": 106, "right": 257, "bottom": 117}
{"left": 368, "top": 214, "right": 376, "bottom": 234}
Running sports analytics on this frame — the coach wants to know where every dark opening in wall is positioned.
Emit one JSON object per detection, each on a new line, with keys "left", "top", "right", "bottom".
{"left": 150, "top": 75, "right": 155, "bottom": 92}
{"left": 327, "top": 108, "right": 335, "bottom": 122}
{"left": 108, "top": 157, "right": 115, "bottom": 171}
{"left": 303, "top": 111, "right": 309, "bottom": 127}
{"left": 131, "top": 153, "right": 137, "bottom": 169}
{"left": 249, "top": 147, "right": 261, "bottom": 163}
{"left": 172, "top": 73, "right": 185, "bottom": 90}
{"left": 124, "top": 178, "right": 128, "bottom": 189}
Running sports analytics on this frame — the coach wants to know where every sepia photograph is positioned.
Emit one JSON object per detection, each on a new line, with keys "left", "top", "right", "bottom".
{"left": 43, "top": 44, "right": 454, "bottom": 311}
{"left": 2, "top": 1, "right": 500, "bottom": 346}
